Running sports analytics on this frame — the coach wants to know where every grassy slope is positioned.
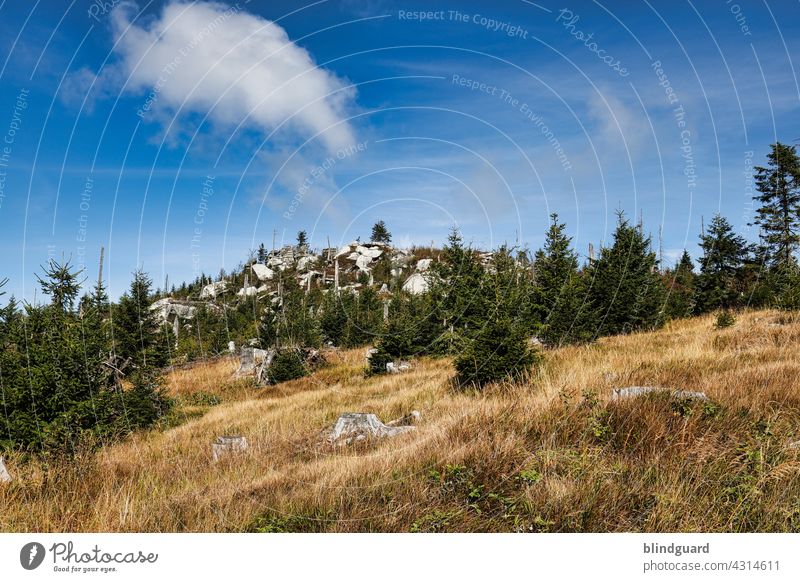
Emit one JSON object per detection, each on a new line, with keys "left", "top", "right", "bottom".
{"left": 3, "top": 309, "right": 800, "bottom": 532}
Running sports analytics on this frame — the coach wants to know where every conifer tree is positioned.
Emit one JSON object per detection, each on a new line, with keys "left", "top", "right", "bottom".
{"left": 296, "top": 230, "right": 309, "bottom": 249}
{"left": 431, "top": 228, "right": 487, "bottom": 351}
{"left": 694, "top": 214, "right": 750, "bottom": 312}
{"left": 113, "top": 270, "right": 167, "bottom": 370}
{"left": 752, "top": 142, "right": 800, "bottom": 267}
{"left": 370, "top": 220, "right": 391, "bottom": 244}
{"left": 587, "top": 212, "right": 666, "bottom": 336}
{"left": 664, "top": 250, "right": 696, "bottom": 319}
{"left": 532, "top": 214, "right": 596, "bottom": 346}
{"left": 454, "top": 247, "right": 536, "bottom": 387}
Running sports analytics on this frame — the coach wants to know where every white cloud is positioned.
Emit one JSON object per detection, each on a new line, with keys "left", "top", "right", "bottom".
{"left": 76, "top": 1, "right": 356, "bottom": 152}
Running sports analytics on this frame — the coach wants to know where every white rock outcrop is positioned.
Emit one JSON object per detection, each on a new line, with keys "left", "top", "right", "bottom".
{"left": 416, "top": 258, "right": 432, "bottom": 272}
{"left": 200, "top": 280, "right": 227, "bottom": 299}
{"left": 251, "top": 263, "right": 275, "bottom": 281}
{"left": 402, "top": 272, "right": 430, "bottom": 295}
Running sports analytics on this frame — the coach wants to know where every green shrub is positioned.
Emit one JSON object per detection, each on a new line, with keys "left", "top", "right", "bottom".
{"left": 715, "top": 309, "right": 736, "bottom": 329}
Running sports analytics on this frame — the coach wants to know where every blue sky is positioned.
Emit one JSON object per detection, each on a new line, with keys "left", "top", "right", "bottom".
{"left": 0, "top": 0, "right": 798, "bottom": 300}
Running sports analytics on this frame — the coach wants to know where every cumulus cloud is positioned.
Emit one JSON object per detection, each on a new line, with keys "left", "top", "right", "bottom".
{"left": 72, "top": 1, "right": 356, "bottom": 152}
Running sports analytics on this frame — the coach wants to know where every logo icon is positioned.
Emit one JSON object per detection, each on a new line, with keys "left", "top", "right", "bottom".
{"left": 20, "top": 542, "right": 46, "bottom": 570}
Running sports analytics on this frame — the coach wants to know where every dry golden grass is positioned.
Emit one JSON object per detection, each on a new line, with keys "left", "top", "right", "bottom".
{"left": 3, "top": 309, "right": 800, "bottom": 532}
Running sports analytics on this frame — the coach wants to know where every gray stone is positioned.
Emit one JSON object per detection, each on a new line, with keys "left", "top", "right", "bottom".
{"left": 212, "top": 436, "right": 248, "bottom": 461}
{"left": 237, "top": 347, "right": 271, "bottom": 376}
{"left": 0, "top": 457, "right": 11, "bottom": 483}
{"left": 611, "top": 386, "right": 660, "bottom": 400}
{"left": 402, "top": 272, "right": 430, "bottom": 295}
{"left": 386, "top": 361, "right": 411, "bottom": 374}
{"left": 199, "top": 280, "right": 227, "bottom": 299}
{"left": 416, "top": 258, "right": 432, "bottom": 272}
{"left": 327, "top": 413, "right": 415, "bottom": 445}
{"left": 227, "top": 341, "right": 236, "bottom": 353}
{"left": 673, "top": 390, "right": 709, "bottom": 401}
{"left": 251, "top": 263, "right": 275, "bottom": 281}
{"left": 611, "top": 386, "right": 708, "bottom": 401}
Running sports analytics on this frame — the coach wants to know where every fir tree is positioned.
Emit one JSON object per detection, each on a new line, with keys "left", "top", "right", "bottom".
{"left": 751, "top": 142, "right": 800, "bottom": 267}
{"left": 694, "top": 214, "right": 750, "bottom": 312}
{"left": 370, "top": 220, "right": 392, "bottom": 244}
{"left": 296, "top": 230, "right": 309, "bottom": 249}
{"left": 587, "top": 212, "right": 666, "bottom": 336}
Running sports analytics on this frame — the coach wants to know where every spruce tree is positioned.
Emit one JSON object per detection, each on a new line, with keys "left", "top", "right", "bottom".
{"left": 454, "top": 247, "right": 536, "bottom": 387}
{"left": 532, "top": 214, "right": 596, "bottom": 346}
{"left": 664, "top": 250, "right": 696, "bottom": 319}
{"left": 431, "top": 228, "right": 487, "bottom": 351}
{"left": 752, "top": 142, "right": 800, "bottom": 267}
{"left": 694, "top": 214, "right": 750, "bottom": 312}
{"left": 370, "top": 220, "right": 391, "bottom": 244}
{"left": 113, "top": 270, "right": 167, "bottom": 370}
{"left": 587, "top": 212, "right": 666, "bottom": 336}
{"left": 296, "top": 230, "right": 308, "bottom": 249}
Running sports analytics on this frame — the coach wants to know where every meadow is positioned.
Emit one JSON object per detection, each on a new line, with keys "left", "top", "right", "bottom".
{"left": 3, "top": 309, "right": 800, "bottom": 533}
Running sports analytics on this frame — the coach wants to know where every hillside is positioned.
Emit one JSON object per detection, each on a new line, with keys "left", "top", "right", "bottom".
{"left": 3, "top": 309, "right": 800, "bottom": 532}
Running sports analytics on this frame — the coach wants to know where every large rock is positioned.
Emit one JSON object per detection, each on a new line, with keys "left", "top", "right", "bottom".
{"left": 296, "top": 256, "right": 316, "bottom": 272}
{"left": 236, "top": 347, "right": 272, "bottom": 376}
{"left": 386, "top": 361, "right": 411, "bottom": 374}
{"left": 334, "top": 245, "right": 353, "bottom": 259}
{"left": 251, "top": 263, "right": 275, "bottom": 281}
{"left": 357, "top": 246, "right": 383, "bottom": 259}
{"left": 237, "top": 286, "right": 258, "bottom": 298}
{"left": 150, "top": 298, "right": 197, "bottom": 325}
{"left": 611, "top": 386, "right": 708, "bottom": 401}
{"left": 200, "top": 280, "right": 227, "bottom": 299}
{"left": 0, "top": 457, "right": 11, "bottom": 483}
{"left": 212, "top": 436, "right": 248, "bottom": 461}
{"left": 402, "top": 272, "right": 430, "bottom": 295}
{"left": 355, "top": 255, "right": 373, "bottom": 272}
{"left": 326, "top": 413, "right": 416, "bottom": 445}
{"left": 416, "top": 258, "right": 432, "bottom": 271}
